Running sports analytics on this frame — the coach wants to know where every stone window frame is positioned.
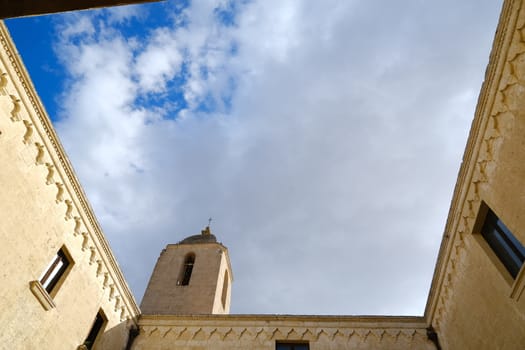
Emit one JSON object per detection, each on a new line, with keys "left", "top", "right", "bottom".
{"left": 473, "top": 201, "right": 525, "bottom": 300}
{"left": 80, "top": 309, "right": 107, "bottom": 350}
{"left": 275, "top": 341, "right": 310, "bottom": 350}
{"left": 30, "top": 245, "right": 74, "bottom": 310}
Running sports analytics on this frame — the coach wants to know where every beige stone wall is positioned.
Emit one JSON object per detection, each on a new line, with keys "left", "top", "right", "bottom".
{"left": 141, "top": 242, "right": 232, "bottom": 315}
{"left": 211, "top": 249, "right": 232, "bottom": 314}
{"left": 0, "top": 22, "right": 139, "bottom": 349}
{"left": 132, "top": 315, "right": 436, "bottom": 350}
{"left": 426, "top": 0, "right": 525, "bottom": 349}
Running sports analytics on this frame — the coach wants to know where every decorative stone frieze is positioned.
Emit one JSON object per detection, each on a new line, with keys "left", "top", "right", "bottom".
{"left": 133, "top": 315, "right": 435, "bottom": 350}
{"left": 22, "top": 119, "right": 32, "bottom": 144}
{"left": 45, "top": 162, "right": 55, "bottom": 185}
{"left": 0, "top": 21, "right": 139, "bottom": 330}
{"left": 9, "top": 94, "right": 21, "bottom": 121}
{"left": 34, "top": 142, "right": 45, "bottom": 165}
{"left": 0, "top": 71, "right": 7, "bottom": 95}
{"left": 427, "top": 0, "right": 525, "bottom": 333}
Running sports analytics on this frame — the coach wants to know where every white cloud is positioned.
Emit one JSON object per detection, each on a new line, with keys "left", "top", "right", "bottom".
{"left": 135, "top": 28, "right": 183, "bottom": 93}
{"left": 56, "top": 13, "right": 96, "bottom": 41}
{"left": 50, "top": 0, "right": 502, "bottom": 315}
{"left": 105, "top": 4, "right": 146, "bottom": 24}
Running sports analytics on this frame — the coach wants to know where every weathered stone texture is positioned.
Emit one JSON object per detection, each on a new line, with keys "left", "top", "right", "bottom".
{"left": 0, "top": 22, "right": 139, "bottom": 349}
{"left": 141, "top": 241, "right": 232, "bottom": 315}
{"left": 132, "top": 315, "right": 436, "bottom": 350}
{"left": 426, "top": 1, "right": 525, "bottom": 349}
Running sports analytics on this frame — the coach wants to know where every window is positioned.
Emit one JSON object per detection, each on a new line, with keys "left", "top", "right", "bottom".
{"left": 39, "top": 247, "right": 72, "bottom": 295}
{"left": 221, "top": 270, "right": 229, "bottom": 308}
{"left": 30, "top": 246, "right": 74, "bottom": 310}
{"left": 180, "top": 253, "right": 195, "bottom": 286}
{"left": 276, "top": 342, "right": 309, "bottom": 350}
{"left": 481, "top": 208, "right": 525, "bottom": 279}
{"left": 83, "top": 310, "right": 107, "bottom": 350}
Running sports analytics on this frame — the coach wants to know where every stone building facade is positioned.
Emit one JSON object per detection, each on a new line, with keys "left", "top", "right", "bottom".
{"left": 1, "top": 0, "right": 525, "bottom": 349}
{"left": 0, "top": 22, "right": 140, "bottom": 349}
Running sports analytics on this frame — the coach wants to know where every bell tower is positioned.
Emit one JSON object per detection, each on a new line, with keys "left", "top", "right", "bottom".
{"left": 140, "top": 226, "right": 233, "bottom": 315}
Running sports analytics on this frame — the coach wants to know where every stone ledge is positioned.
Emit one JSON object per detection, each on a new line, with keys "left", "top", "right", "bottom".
{"left": 510, "top": 265, "right": 525, "bottom": 301}
{"left": 29, "top": 280, "right": 55, "bottom": 311}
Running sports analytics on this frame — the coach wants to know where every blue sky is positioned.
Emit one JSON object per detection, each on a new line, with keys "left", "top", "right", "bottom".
{"left": 7, "top": 1, "right": 189, "bottom": 121}
{"left": 7, "top": 15, "right": 63, "bottom": 119}
{"left": 5, "top": 0, "right": 503, "bottom": 315}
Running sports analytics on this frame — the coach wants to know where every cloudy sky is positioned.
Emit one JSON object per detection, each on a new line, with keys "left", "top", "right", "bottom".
{"left": 6, "top": 0, "right": 502, "bottom": 315}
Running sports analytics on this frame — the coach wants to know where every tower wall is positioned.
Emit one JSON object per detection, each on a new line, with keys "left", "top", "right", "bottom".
{"left": 141, "top": 240, "right": 232, "bottom": 315}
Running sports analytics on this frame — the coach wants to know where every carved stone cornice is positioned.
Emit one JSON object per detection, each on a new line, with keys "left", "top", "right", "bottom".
{"left": 136, "top": 314, "right": 433, "bottom": 347}
{"left": 0, "top": 21, "right": 140, "bottom": 319}
{"left": 140, "top": 314, "right": 427, "bottom": 324}
{"left": 424, "top": 0, "right": 524, "bottom": 325}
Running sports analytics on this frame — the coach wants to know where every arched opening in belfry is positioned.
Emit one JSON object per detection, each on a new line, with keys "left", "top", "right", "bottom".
{"left": 180, "top": 253, "right": 195, "bottom": 286}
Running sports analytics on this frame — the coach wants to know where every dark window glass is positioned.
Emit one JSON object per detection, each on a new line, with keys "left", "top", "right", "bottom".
{"left": 84, "top": 311, "right": 106, "bottom": 350}
{"left": 276, "top": 342, "right": 309, "bottom": 350}
{"left": 40, "top": 248, "right": 70, "bottom": 294}
{"left": 481, "top": 209, "right": 525, "bottom": 278}
{"left": 181, "top": 254, "right": 195, "bottom": 286}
